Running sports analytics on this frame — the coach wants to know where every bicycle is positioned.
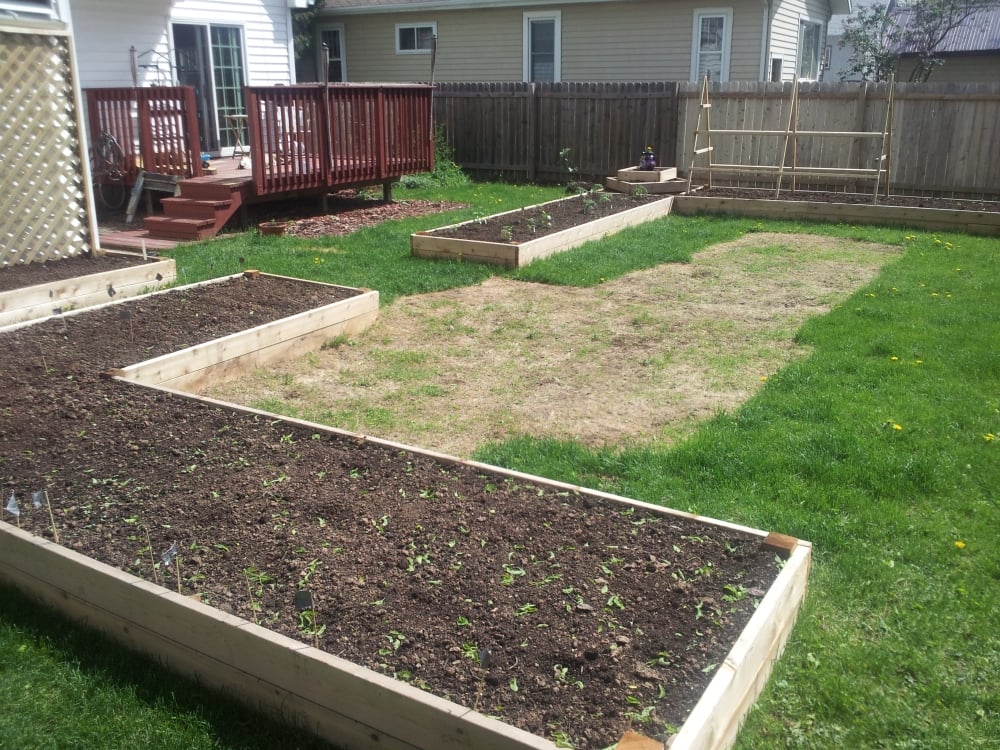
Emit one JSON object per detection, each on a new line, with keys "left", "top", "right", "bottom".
{"left": 90, "top": 131, "right": 127, "bottom": 212}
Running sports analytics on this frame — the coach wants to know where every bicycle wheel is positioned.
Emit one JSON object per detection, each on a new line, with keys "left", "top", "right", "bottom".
{"left": 98, "top": 174, "right": 127, "bottom": 210}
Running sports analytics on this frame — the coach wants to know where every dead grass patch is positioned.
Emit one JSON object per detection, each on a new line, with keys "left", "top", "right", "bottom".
{"left": 206, "top": 233, "right": 898, "bottom": 456}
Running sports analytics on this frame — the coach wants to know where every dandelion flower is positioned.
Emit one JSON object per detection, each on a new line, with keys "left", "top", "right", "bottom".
{"left": 890, "top": 356, "right": 899, "bottom": 361}
{"left": 955, "top": 540, "right": 966, "bottom": 550}
{"left": 892, "top": 423, "right": 902, "bottom": 431}
{"left": 985, "top": 433, "right": 995, "bottom": 442}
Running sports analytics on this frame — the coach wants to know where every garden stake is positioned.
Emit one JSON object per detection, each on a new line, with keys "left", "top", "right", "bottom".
{"left": 143, "top": 526, "right": 158, "bottom": 584}
{"left": 38, "top": 491, "right": 59, "bottom": 543}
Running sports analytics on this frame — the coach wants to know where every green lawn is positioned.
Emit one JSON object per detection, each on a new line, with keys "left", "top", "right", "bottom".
{"left": 2, "top": 183, "right": 997, "bottom": 749}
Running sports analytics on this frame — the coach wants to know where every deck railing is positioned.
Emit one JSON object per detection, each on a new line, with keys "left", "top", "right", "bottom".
{"left": 83, "top": 87, "right": 203, "bottom": 185}
{"left": 245, "top": 84, "right": 433, "bottom": 197}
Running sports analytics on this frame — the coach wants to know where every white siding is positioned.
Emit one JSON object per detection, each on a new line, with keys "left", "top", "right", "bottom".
{"left": 71, "top": 0, "right": 294, "bottom": 88}
{"left": 328, "top": 1, "right": 770, "bottom": 83}
{"left": 769, "top": 0, "right": 832, "bottom": 82}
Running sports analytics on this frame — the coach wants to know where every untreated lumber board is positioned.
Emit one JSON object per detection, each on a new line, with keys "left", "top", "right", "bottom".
{"left": 673, "top": 196, "right": 1000, "bottom": 235}
{"left": 0, "top": 258, "right": 176, "bottom": 327}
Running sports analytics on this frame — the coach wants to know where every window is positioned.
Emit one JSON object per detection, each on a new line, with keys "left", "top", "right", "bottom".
{"left": 396, "top": 22, "right": 436, "bottom": 54}
{"left": 0, "top": 1, "right": 56, "bottom": 18}
{"left": 319, "top": 27, "right": 346, "bottom": 82}
{"left": 523, "top": 11, "right": 561, "bottom": 82}
{"left": 798, "top": 21, "right": 822, "bottom": 79}
{"left": 770, "top": 58, "right": 783, "bottom": 82}
{"left": 691, "top": 9, "right": 733, "bottom": 82}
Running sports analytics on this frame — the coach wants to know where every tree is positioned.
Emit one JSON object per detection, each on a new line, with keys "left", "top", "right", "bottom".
{"left": 838, "top": 3, "right": 897, "bottom": 81}
{"left": 838, "top": 0, "right": 992, "bottom": 82}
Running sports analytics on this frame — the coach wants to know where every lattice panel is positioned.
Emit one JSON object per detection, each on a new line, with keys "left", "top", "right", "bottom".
{"left": 0, "top": 30, "right": 93, "bottom": 266}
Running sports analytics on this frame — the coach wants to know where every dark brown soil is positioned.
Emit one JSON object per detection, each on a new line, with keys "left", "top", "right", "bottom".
{"left": 428, "top": 191, "right": 667, "bottom": 244}
{"left": 0, "top": 273, "right": 781, "bottom": 749}
{"left": 0, "top": 254, "right": 158, "bottom": 293}
{"left": 694, "top": 186, "right": 1000, "bottom": 212}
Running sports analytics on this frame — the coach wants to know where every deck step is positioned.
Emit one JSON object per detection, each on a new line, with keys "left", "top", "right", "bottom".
{"left": 161, "top": 197, "right": 233, "bottom": 221}
{"left": 143, "top": 216, "right": 218, "bottom": 241}
{"left": 143, "top": 177, "right": 248, "bottom": 241}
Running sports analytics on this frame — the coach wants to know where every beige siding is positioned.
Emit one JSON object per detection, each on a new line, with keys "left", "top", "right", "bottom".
{"left": 897, "top": 55, "right": 1000, "bottom": 83}
{"left": 330, "top": 2, "right": 770, "bottom": 83}
{"left": 769, "top": 0, "right": 831, "bottom": 81}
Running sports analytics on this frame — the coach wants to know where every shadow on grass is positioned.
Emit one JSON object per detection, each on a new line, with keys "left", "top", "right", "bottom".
{"left": 0, "top": 584, "right": 337, "bottom": 749}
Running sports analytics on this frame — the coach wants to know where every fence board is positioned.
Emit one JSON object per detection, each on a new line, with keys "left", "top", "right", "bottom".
{"left": 433, "top": 82, "right": 679, "bottom": 182}
{"left": 677, "top": 80, "right": 999, "bottom": 197}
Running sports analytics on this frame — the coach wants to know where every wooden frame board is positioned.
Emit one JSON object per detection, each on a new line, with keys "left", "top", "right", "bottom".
{"left": 605, "top": 176, "right": 689, "bottom": 195}
{"left": 0, "top": 257, "right": 176, "bottom": 327}
{"left": 673, "top": 196, "right": 1000, "bottom": 235}
{"left": 411, "top": 195, "right": 674, "bottom": 268}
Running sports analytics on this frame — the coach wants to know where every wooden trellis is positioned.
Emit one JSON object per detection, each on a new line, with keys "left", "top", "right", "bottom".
{"left": 687, "top": 77, "right": 895, "bottom": 203}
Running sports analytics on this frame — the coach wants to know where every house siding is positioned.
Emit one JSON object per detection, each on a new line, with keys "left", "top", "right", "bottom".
{"left": 326, "top": 2, "right": 769, "bottom": 82}
{"left": 896, "top": 54, "right": 1000, "bottom": 83}
{"left": 769, "top": 0, "right": 832, "bottom": 81}
{"left": 71, "top": 0, "right": 295, "bottom": 88}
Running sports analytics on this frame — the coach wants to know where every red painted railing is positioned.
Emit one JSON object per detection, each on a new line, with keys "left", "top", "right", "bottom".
{"left": 246, "top": 84, "right": 433, "bottom": 197}
{"left": 84, "top": 87, "right": 203, "bottom": 184}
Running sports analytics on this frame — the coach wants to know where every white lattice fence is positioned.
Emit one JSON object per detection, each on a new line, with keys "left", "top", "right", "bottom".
{"left": 0, "top": 25, "right": 94, "bottom": 266}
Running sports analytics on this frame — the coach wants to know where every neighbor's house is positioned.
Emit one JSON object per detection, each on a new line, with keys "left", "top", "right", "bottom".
{"left": 69, "top": 0, "right": 310, "bottom": 153}
{"left": 311, "top": 0, "right": 851, "bottom": 84}
{"left": 889, "top": 0, "right": 1000, "bottom": 82}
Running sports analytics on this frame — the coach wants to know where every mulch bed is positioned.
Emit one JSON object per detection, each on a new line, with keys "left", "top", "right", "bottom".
{"left": 1, "top": 273, "right": 781, "bottom": 749}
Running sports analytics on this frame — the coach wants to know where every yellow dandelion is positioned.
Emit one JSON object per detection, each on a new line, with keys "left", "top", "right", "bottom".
{"left": 954, "top": 540, "right": 966, "bottom": 550}
{"left": 892, "top": 423, "right": 902, "bottom": 431}
{"left": 984, "top": 433, "right": 995, "bottom": 442}
{"left": 931, "top": 292, "right": 939, "bottom": 297}
{"left": 945, "top": 243, "right": 953, "bottom": 249}
{"left": 890, "top": 356, "right": 899, "bottom": 361}
{"left": 914, "top": 359, "right": 923, "bottom": 365}
{"left": 934, "top": 239, "right": 942, "bottom": 245}
{"left": 760, "top": 376, "right": 769, "bottom": 382}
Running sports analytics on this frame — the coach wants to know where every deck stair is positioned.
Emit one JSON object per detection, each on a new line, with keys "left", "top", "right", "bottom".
{"left": 143, "top": 176, "right": 250, "bottom": 241}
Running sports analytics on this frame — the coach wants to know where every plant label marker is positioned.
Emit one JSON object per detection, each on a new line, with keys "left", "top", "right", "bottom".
{"left": 5, "top": 492, "right": 20, "bottom": 528}
{"left": 161, "top": 541, "right": 179, "bottom": 566}
{"left": 294, "top": 589, "right": 314, "bottom": 611}
{"left": 31, "top": 491, "right": 44, "bottom": 509}
{"left": 33, "top": 489, "right": 60, "bottom": 543}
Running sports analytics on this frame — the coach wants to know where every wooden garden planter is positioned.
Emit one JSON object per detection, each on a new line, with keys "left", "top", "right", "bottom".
{"left": 411, "top": 195, "right": 675, "bottom": 268}
{"left": 0, "top": 270, "right": 809, "bottom": 750}
{"left": 673, "top": 195, "right": 1000, "bottom": 235}
{"left": 0, "top": 434, "right": 810, "bottom": 750}
{"left": 0, "top": 257, "right": 175, "bottom": 328}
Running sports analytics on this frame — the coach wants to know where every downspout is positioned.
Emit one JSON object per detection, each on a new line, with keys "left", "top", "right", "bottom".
{"left": 759, "top": 0, "right": 771, "bottom": 81}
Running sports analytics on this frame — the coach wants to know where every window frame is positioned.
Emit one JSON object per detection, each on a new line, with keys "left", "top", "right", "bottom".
{"left": 522, "top": 10, "right": 561, "bottom": 83}
{"left": 797, "top": 19, "right": 823, "bottom": 80}
{"left": 690, "top": 8, "right": 733, "bottom": 83}
{"left": 395, "top": 21, "right": 437, "bottom": 55}
{"left": 317, "top": 25, "right": 347, "bottom": 82}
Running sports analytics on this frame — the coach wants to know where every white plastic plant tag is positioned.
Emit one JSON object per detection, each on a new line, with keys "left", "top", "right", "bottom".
{"left": 5, "top": 492, "right": 20, "bottom": 518}
{"left": 32, "top": 490, "right": 45, "bottom": 509}
{"left": 161, "top": 541, "right": 179, "bottom": 566}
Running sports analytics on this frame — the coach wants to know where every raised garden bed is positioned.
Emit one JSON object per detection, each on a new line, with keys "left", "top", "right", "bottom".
{"left": 675, "top": 188, "right": 1000, "bottom": 235}
{"left": 411, "top": 192, "right": 673, "bottom": 268}
{"left": 0, "top": 272, "right": 811, "bottom": 750}
{"left": 0, "top": 252, "right": 175, "bottom": 327}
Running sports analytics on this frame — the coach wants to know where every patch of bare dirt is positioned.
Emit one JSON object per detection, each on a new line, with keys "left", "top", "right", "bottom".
{"left": 207, "top": 233, "right": 900, "bottom": 457}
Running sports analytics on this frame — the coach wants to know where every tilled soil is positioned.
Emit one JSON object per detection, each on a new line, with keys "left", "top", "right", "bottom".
{"left": 692, "top": 186, "right": 1000, "bottom": 212}
{"left": 1, "top": 273, "right": 781, "bottom": 749}
{"left": 427, "top": 192, "right": 666, "bottom": 243}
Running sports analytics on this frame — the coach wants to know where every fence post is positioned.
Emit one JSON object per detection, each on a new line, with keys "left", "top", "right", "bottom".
{"left": 527, "top": 83, "right": 537, "bottom": 182}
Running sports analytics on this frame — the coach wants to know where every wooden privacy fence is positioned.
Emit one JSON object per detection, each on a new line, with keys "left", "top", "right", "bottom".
{"left": 83, "top": 86, "right": 203, "bottom": 184}
{"left": 433, "top": 82, "right": 679, "bottom": 183}
{"left": 675, "top": 80, "right": 1000, "bottom": 198}
{"left": 245, "top": 84, "right": 433, "bottom": 197}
